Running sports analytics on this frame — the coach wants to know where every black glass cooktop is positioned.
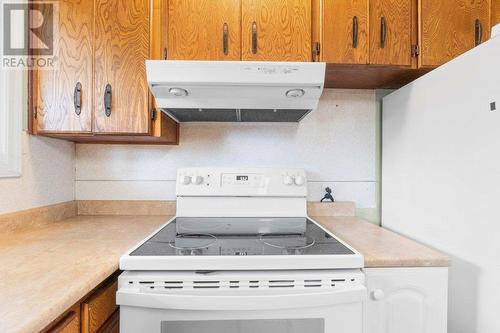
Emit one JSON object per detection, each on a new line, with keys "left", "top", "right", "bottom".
{"left": 131, "top": 217, "right": 354, "bottom": 257}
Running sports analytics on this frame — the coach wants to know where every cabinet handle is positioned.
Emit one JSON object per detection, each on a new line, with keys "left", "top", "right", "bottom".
{"left": 223, "top": 23, "right": 229, "bottom": 55}
{"left": 474, "top": 19, "right": 482, "bottom": 46}
{"left": 352, "top": 16, "right": 359, "bottom": 48}
{"left": 251, "top": 21, "right": 257, "bottom": 54}
{"left": 104, "top": 84, "right": 112, "bottom": 117}
{"left": 380, "top": 16, "right": 386, "bottom": 48}
{"left": 371, "top": 289, "right": 385, "bottom": 301}
{"left": 73, "top": 82, "right": 82, "bottom": 116}
{"left": 163, "top": 47, "right": 168, "bottom": 60}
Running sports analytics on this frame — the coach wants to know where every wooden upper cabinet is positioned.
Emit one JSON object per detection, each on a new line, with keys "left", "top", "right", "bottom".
{"left": 33, "top": 0, "right": 93, "bottom": 133}
{"left": 94, "top": 0, "right": 151, "bottom": 134}
{"left": 168, "top": 0, "right": 241, "bottom": 60}
{"left": 369, "top": 0, "right": 413, "bottom": 66}
{"left": 419, "top": 0, "right": 491, "bottom": 67}
{"left": 493, "top": 0, "right": 500, "bottom": 26}
{"left": 322, "top": 0, "right": 369, "bottom": 64}
{"left": 241, "top": 0, "right": 312, "bottom": 61}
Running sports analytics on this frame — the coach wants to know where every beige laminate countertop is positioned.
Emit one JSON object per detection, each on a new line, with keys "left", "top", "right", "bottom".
{"left": 0, "top": 214, "right": 448, "bottom": 333}
{"left": 313, "top": 216, "right": 450, "bottom": 267}
{"left": 0, "top": 215, "right": 171, "bottom": 333}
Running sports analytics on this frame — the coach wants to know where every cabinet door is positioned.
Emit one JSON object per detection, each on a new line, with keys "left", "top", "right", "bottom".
{"left": 241, "top": 0, "right": 311, "bottom": 61}
{"left": 168, "top": 0, "right": 241, "bottom": 60}
{"left": 44, "top": 305, "right": 80, "bottom": 333}
{"left": 33, "top": 0, "right": 93, "bottom": 133}
{"left": 365, "top": 267, "right": 448, "bottom": 333}
{"left": 94, "top": 0, "right": 151, "bottom": 134}
{"left": 493, "top": 0, "right": 500, "bottom": 26}
{"left": 322, "top": 0, "right": 369, "bottom": 64}
{"left": 369, "top": 0, "right": 413, "bottom": 66}
{"left": 81, "top": 280, "right": 118, "bottom": 333}
{"left": 420, "top": 0, "right": 491, "bottom": 67}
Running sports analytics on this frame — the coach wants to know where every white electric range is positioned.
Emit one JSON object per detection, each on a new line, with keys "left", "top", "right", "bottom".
{"left": 117, "top": 168, "right": 366, "bottom": 333}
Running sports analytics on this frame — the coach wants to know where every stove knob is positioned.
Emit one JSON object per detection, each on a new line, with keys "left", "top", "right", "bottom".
{"left": 283, "top": 175, "right": 294, "bottom": 185}
{"left": 181, "top": 175, "right": 192, "bottom": 185}
{"left": 294, "top": 175, "right": 305, "bottom": 186}
{"left": 193, "top": 176, "right": 204, "bottom": 185}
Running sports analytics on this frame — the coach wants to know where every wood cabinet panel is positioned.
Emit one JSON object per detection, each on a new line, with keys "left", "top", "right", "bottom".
{"left": 94, "top": 0, "right": 151, "bottom": 134}
{"left": 43, "top": 305, "right": 80, "bottom": 333}
{"left": 241, "top": 0, "right": 311, "bottom": 61}
{"left": 322, "top": 0, "right": 369, "bottom": 64}
{"left": 33, "top": 0, "right": 93, "bottom": 133}
{"left": 82, "top": 280, "right": 118, "bottom": 333}
{"left": 493, "top": 0, "right": 500, "bottom": 26}
{"left": 420, "top": 0, "right": 491, "bottom": 67}
{"left": 369, "top": 0, "right": 413, "bottom": 66}
{"left": 168, "top": 0, "right": 241, "bottom": 60}
{"left": 96, "top": 310, "right": 119, "bottom": 333}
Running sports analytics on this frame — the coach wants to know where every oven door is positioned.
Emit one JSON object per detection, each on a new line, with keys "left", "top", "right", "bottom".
{"left": 117, "top": 285, "right": 366, "bottom": 333}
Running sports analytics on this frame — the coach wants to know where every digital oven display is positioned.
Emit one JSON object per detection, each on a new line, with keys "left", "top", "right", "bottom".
{"left": 236, "top": 176, "right": 249, "bottom": 181}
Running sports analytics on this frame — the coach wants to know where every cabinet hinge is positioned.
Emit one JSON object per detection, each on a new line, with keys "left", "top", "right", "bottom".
{"left": 312, "top": 42, "right": 321, "bottom": 61}
{"left": 411, "top": 44, "right": 420, "bottom": 58}
{"left": 33, "top": 107, "right": 37, "bottom": 119}
{"left": 151, "top": 108, "right": 157, "bottom": 121}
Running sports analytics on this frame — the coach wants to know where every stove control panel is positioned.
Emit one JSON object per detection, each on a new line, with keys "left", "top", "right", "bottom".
{"left": 177, "top": 168, "right": 307, "bottom": 197}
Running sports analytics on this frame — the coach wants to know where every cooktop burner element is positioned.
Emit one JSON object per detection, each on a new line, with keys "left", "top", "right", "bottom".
{"left": 260, "top": 234, "right": 316, "bottom": 255}
{"left": 168, "top": 233, "right": 218, "bottom": 255}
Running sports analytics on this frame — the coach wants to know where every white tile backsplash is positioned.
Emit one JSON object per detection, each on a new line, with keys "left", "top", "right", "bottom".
{"left": 75, "top": 89, "right": 378, "bottom": 208}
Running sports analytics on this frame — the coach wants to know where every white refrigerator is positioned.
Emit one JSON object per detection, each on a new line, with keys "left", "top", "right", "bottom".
{"left": 382, "top": 35, "right": 500, "bottom": 333}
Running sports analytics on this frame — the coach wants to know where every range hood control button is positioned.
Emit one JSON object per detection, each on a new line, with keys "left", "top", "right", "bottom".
{"left": 169, "top": 88, "right": 189, "bottom": 97}
{"left": 285, "top": 89, "right": 305, "bottom": 98}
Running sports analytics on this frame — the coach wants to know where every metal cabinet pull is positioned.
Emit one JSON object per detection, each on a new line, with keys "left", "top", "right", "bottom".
{"left": 474, "top": 19, "right": 482, "bottom": 46}
{"left": 223, "top": 23, "right": 229, "bottom": 55}
{"left": 380, "top": 16, "right": 386, "bottom": 48}
{"left": 73, "top": 82, "right": 82, "bottom": 115}
{"left": 352, "top": 16, "right": 359, "bottom": 48}
{"left": 104, "top": 84, "right": 112, "bottom": 117}
{"left": 251, "top": 21, "right": 257, "bottom": 54}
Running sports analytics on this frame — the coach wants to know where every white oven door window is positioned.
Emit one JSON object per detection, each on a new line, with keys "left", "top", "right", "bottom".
{"left": 117, "top": 286, "right": 366, "bottom": 333}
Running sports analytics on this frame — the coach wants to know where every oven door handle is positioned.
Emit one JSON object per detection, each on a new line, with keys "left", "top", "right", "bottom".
{"left": 117, "top": 285, "right": 367, "bottom": 311}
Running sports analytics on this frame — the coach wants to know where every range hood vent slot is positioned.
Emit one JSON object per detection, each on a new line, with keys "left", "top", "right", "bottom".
{"left": 162, "top": 108, "right": 312, "bottom": 123}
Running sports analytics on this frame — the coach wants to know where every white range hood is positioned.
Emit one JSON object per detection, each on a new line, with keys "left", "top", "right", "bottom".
{"left": 146, "top": 60, "right": 326, "bottom": 123}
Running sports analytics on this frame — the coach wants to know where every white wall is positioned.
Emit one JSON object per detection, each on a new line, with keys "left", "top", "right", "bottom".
{"left": 382, "top": 38, "right": 500, "bottom": 332}
{"left": 0, "top": 133, "right": 75, "bottom": 214}
{"left": 76, "top": 89, "right": 379, "bottom": 218}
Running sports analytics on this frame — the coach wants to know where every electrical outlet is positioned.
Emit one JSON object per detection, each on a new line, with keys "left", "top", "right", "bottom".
{"left": 490, "top": 101, "right": 496, "bottom": 111}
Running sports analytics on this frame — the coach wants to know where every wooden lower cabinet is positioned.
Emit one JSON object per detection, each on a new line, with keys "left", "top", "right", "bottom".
{"left": 43, "top": 305, "right": 80, "bottom": 333}
{"left": 42, "top": 274, "right": 119, "bottom": 333}
{"left": 81, "top": 280, "right": 118, "bottom": 333}
{"left": 97, "top": 310, "right": 120, "bottom": 333}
